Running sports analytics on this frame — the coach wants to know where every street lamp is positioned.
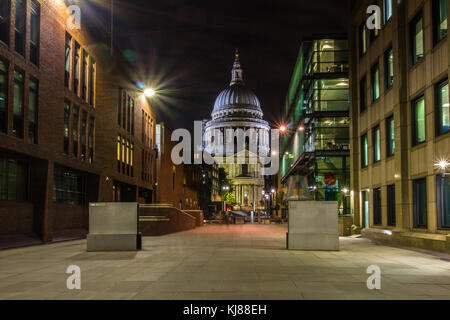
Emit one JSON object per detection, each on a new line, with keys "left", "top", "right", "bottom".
{"left": 144, "top": 88, "right": 156, "bottom": 97}
{"left": 279, "top": 125, "right": 287, "bottom": 133}
{"left": 435, "top": 159, "right": 450, "bottom": 177}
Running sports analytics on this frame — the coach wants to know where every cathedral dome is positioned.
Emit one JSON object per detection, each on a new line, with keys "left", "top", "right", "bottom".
{"left": 211, "top": 50, "right": 264, "bottom": 120}
{"left": 213, "top": 84, "right": 262, "bottom": 113}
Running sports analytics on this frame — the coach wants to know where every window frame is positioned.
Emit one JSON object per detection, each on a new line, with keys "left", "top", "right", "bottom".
{"left": 432, "top": 0, "right": 448, "bottom": 45}
{"left": 360, "top": 75, "right": 367, "bottom": 113}
{"left": 373, "top": 187, "right": 382, "bottom": 226}
{"left": 387, "top": 184, "right": 396, "bottom": 227}
{"left": 410, "top": 11, "right": 424, "bottom": 66}
{"left": 371, "top": 62, "right": 380, "bottom": 102}
{"left": 359, "top": 22, "right": 367, "bottom": 57}
{"left": 386, "top": 115, "right": 395, "bottom": 157}
{"left": 372, "top": 125, "right": 381, "bottom": 163}
{"left": 412, "top": 95, "right": 426, "bottom": 146}
{"left": 413, "top": 178, "right": 428, "bottom": 228}
{"left": 435, "top": 78, "right": 449, "bottom": 137}
{"left": 384, "top": 45, "right": 394, "bottom": 90}
{"left": 361, "top": 133, "right": 369, "bottom": 168}
{"left": 437, "top": 175, "right": 450, "bottom": 229}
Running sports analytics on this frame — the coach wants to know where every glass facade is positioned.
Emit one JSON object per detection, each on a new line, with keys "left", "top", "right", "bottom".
{"left": 0, "top": 155, "right": 29, "bottom": 202}
{"left": 372, "top": 126, "right": 381, "bottom": 163}
{"left": 385, "top": 46, "right": 393, "bottom": 89}
{"left": 53, "top": 165, "right": 87, "bottom": 206}
{"left": 361, "top": 134, "right": 368, "bottom": 168}
{"left": 281, "top": 37, "right": 349, "bottom": 215}
{"left": 434, "top": 0, "right": 447, "bottom": 43}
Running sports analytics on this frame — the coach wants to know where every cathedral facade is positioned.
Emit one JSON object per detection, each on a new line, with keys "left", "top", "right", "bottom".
{"left": 204, "top": 51, "right": 270, "bottom": 212}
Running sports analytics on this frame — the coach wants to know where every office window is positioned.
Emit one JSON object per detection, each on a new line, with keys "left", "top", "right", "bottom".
{"left": 65, "top": 33, "right": 72, "bottom": 88}
{"left": 88, "top": 58, "right": 95, "bottom": 106}
{"left": 386, "top": 116, "right": 395, "bottom": 157}
{"left": 117, "top": 89, "right": 122, "bottom": 125}
{"left": 372, "top": 126, "right": 381, "bottom": 163}
{"left": 436, "top": 80, "right": 449, "bottom": 136}
{"left": 131, "top": 142, "right": 134, "bottom": 177}
{"left": 121, "top": 137, "right": 125, "bottom": 173}
{"left": 81, "top": 51, "right": 88, "bottom": 100}
{"left": 72, "top": 105, "right": 79, "bottom": 158}
{"left": 373, "top": 188, "right": 382, "bottom": 225}
{"left": 131, "top": 99, "right": 134, "bottom": 135}
{"left": 411, "top": 13, "right": 424, "bottom": 65}
{"left": 412, "top": 96, "right": 426, "bottom": 145}
{"left": 53, "top": 165, "right": 86, "bottom": 206}
{"left": 361, "top": 134, "right": 368, "bottom": 168}
{"left": 117, "top": 135, "right": 121, "bottom": 172}
{"left": 413, "top": 178, "right": 427, "bottom": 228}
{"left": 360, "top": 76, "right": 367, "bottom": 113}
{"left": 28, "top": 78, "right": 38, "bottom": 144}
{"left": 371, "top": 63, "right": 380, "bottom": 102}
{"left": 0, "top": 156, "right": 29, "bottom": 202}
{"left": 73, "top": 42, "right": 80, "bottom": 95}
{"left": 437, "top": 175, "right": 450, "bottom": 229}
{"left": 0, "top": 0, "right": 10, "bottom": 45}
{"left": 0, "top": 59, "right": 7, "bottom": 133}
{"left": 13, "top": 69, "right": 24, "bottom": 139}
{"left": 14, "top": 0, "right": 25, "bottom": 55}
{"left": 383, "top": 0, "right": 392, "bottom": 24}
{"left": 127, "top": 96, "right": 131, "bottom": 132}
{"left": 122, "top": 91, "right": 126, "bottom": 129}
{"left": 385, "top": 46, "right": 394, "bottom": 89}
{"left": 80, "top": 110, "right": 87, "bottom": 161}
{"left": 64, "top": 100, "right": 70, "bottom": 155}
{"left": 359, "top": 22, "right": 367, "bottom": 56}
{"left": 387, "top": 184, "right": 396, "bottom": 226}
{"left": 142, "top": 110, "right": 145, "bottom": 142}
{"left": 30, "top": 0, "right": 40, "bottom": 65}
{"left": 88, "top": 116, "right": 94, "bottom": 164}
{"left": 361, "top": 191, "right": 369, "bottom": 228}
{"left": 433, "top": 0, "right": 448, "bottom": 44}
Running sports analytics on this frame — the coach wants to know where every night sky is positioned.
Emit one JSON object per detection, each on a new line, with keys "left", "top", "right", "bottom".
{"left": 89, "top": 0, "right": 348, "bottom": 131}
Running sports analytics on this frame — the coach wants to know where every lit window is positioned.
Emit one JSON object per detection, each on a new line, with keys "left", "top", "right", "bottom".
{"left": 383, "top": 0, "right": 392, "bottom": 24}
{"left": 411, "top": 13, "right": 424, "bottom": 65}
{"left": 361, "top": 134, "right": 369, "bottom": 168}
{"left": 359, "top": 22, "right": 367, "bottom": 56}
{"left": 384, "top": 46, "right": 394, "bottom": 89}
{"left": 436, "top": 80, "right": 449, "bottom": 136}
{"left": 433, "top": 0, "right": 447, "bottom": 44}
{"left": 371, "top": 63, "right": 380, "bottom": 102}
{"left": 372, "top": 126, "right": 381, "bottom": 163}
{"left": 412, "top": 96, "right": 426, "bottom": 145}
{"left": 386, "top": 116, "right": 395, "bottom": 157}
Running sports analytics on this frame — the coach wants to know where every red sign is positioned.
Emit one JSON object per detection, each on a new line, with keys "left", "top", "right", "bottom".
{"left": 324, "top": 173, "right": 337, "bottom": 186}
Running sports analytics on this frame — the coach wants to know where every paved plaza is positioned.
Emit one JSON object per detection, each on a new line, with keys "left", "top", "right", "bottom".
{"left": 0, "top": 225, "right": 450, "bottom": 300}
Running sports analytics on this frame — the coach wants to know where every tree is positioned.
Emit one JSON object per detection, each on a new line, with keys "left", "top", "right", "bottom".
{"left": 222, "top": 192, "right": 236, "bottom": 206}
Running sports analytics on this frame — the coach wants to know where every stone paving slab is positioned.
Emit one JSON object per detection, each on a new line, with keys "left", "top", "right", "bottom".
{"left": 0, "top": 225, "right": 449, "bottom": 300}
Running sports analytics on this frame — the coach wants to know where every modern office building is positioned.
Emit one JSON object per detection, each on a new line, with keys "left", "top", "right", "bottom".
{"left": 0, "top": 1, "right": 157, "bottom": 246}
{"left": 348, "top": 0, "right": 449, "bottom": 252}
{"left": 281, "top": 35, "right": 351, "bottom": 216}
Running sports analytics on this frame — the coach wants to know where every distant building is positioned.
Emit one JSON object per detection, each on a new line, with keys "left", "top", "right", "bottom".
{"left": 204, "top": 51, "right": 271, "bottom": 212}
{"left": 281, "top": 35, "right": 350, "bottom": 216}
{"left": 348, "top": 0, "right": 449, "bottom": 252}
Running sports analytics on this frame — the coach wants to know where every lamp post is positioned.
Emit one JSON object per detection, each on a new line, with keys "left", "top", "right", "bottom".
{"left": 435, "top": 160, "right": 450, "bottom": 177}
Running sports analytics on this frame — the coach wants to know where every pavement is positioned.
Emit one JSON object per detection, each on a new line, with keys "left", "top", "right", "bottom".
{"left": 0, "top": 224, "right": 450, "bottom": 300}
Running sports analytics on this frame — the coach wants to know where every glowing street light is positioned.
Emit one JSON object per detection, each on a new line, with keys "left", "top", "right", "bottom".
{"left": 342, "top": 187, "right": 349, "bottom": 195}
{"left": 298, "top": 126, "right": 305, "bottom": 132}
{"left": 435, "top": 159, "right": 450, "bottom": 177}
{"left": 144, "top": 88, "right": 156, "bottom": 97}
{"left": 279, "top": 125, "right": 287, "bottom": 133}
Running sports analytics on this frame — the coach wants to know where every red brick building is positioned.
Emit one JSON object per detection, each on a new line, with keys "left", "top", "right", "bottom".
{"left": 0, "top": 0, "right": 157, "bottom": 245}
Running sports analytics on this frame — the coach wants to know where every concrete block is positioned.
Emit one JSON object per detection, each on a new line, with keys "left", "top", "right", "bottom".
{"left": 287, "top": 201, "right": 339, "bottom": 251}
{"left": 87, "top": 203, "right": 139, "bottom": 251}
{"left": 87, "top": 234, "right": 139, "bottom": 252}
